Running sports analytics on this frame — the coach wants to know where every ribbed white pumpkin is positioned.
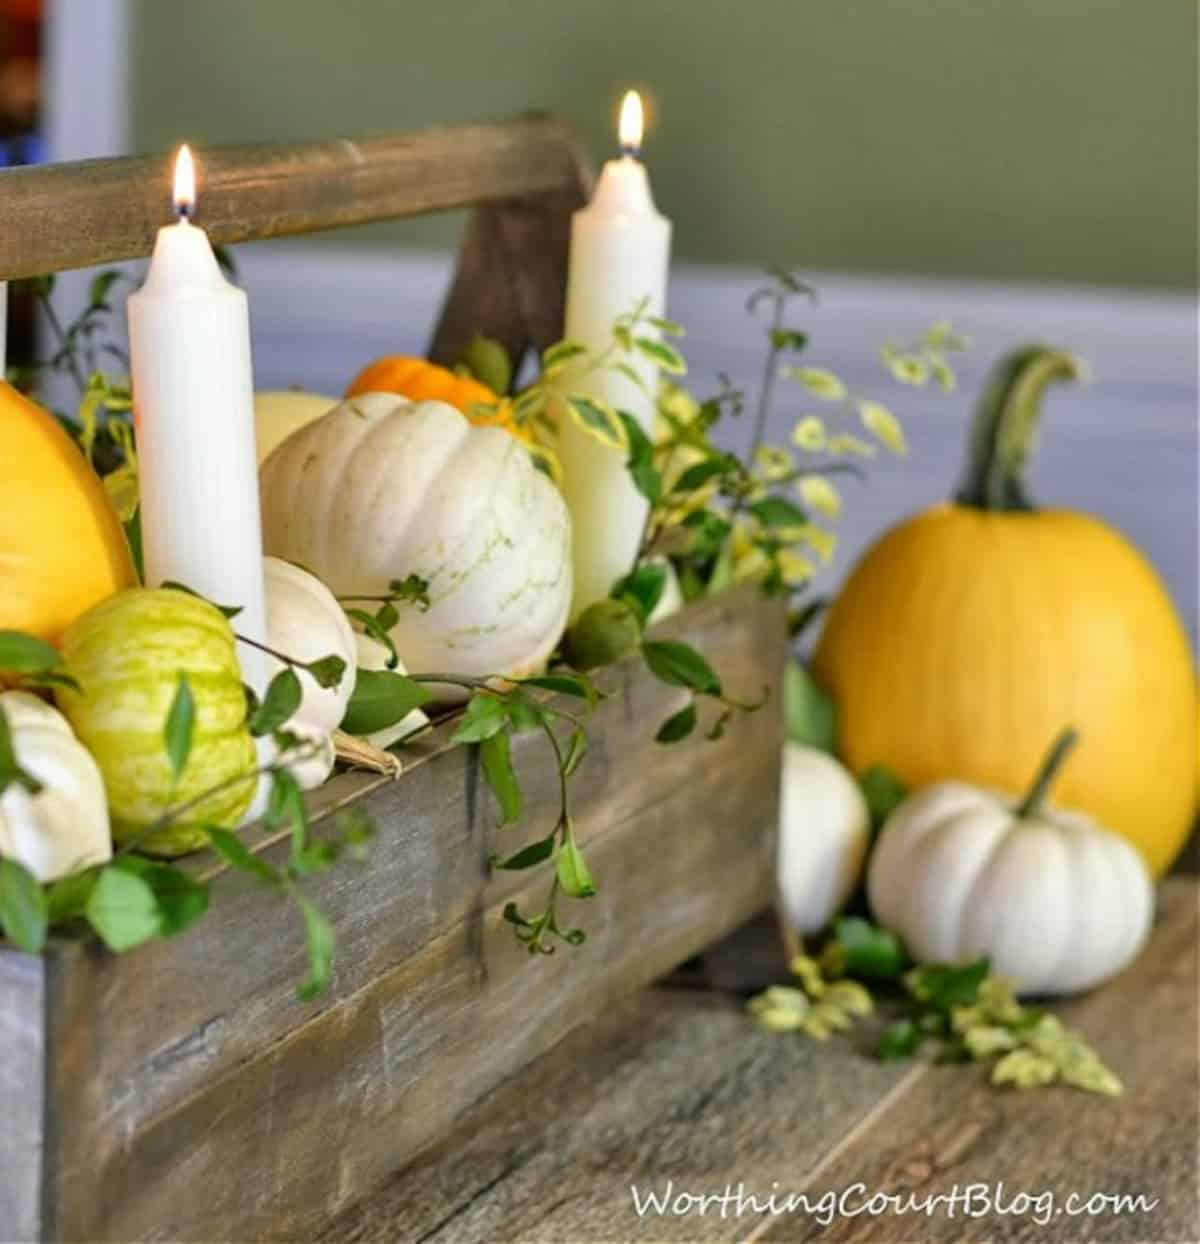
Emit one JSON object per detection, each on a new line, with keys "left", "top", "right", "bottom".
{"left": 867, "top": 744, "right": 1154, "bottom": 996}
{"left": 260, "top": 395, "right": 571, "bottom": 687}
{"left": 0, "top": 690, "right": 111, "bottom": 882}
{"left": 263, "top": 556, "right": 357, "bottom": 732}
{"left": 777, "top": 744, "right": 870, "bottom": 935}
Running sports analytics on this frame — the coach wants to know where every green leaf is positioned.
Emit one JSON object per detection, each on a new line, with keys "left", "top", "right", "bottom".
{"left": 783, "top": 661, "right": 836, "bottom": 752}
{"left": 249, "top": 667, "right": 302, "bottom": 736}
{"left": 494, "top": 833, "right": 557, "bottom": 871}
{"left": 85, "top": 865, "right": 162, "bottom": 952}
{"left": 770, "top": 329, "right": 809, "bottom": 352}
{"left": 205, "top": 826, "right": 281, "bottom": 885}
{"left": 562, "top": 726, "right": 588, "bottom": 778}
{"left": 164, "top": 673, "right": 196, "bottom": 782}
{"left": 88, "top": 270, "right": 123, "bottom": 310}
{"left": 879, "top": 1018, "right": 923, "bottom": 1061}
{"left": 655, "top": 702, "right": 697, "bottom": 744}
{"left": 541, "top": 339, "right": 589, "bottom": 374}
{"left": 672, "top": 456, "right": 735, "bottom": 493}
{"left": 45, "top": 868, "right": 98, "bottom": 924}
{"left": 502, "top": 693, "right": 543, "bottom": 735}
{"left": 749, "top": 496, "right": 808, "bottom": 528}
{"left": 610, "top": 562, "right": 667, "bottom": 626}
{"left": 833, "top": 916, "right": 908, "bottom": 980}
{"left": 387, "top": 573, "right": 432, "bottom": 611}
{"left": 556, "top": 825, "right": 596, "bottom": 898}
{"left": 0, "top": 701, "right": 42, "bottom": 797}
{"left": 641, "top": 640, "right": 721, "bottom": 695}
{"left": 295, "top": 896, "right": 334, "bottom": 1001}
{"left": 343, "top": 608, "right": 399, "bottom": 669}
{"left": 909, "top": 959, "right": 990, "bottom": 1011}
{"left": 449, "top": 693, "right": 508, "bottom": 744}
{"left": 633, "top": 336, "right": 686, "bottom": 375}
{"left": 616, "top": 410, "right": 661, "bottom": 504}
{"left": 785, "top": 366, "right": 846, "bottom": 400}
{"left": 341, "top": 669, "right": 432, "bottom": 736}
{"left": 0, "top": 630, "right": 62, "bottom": 675}
{"left": 0, "top": 858, "right": 48, "bottom": 952}
{"left": 859, "top": 400, "right": 908, "bottom": 455}
{"left": 113, "top": 856, "right": 210, "bottom": 937}
{"left": 305, "top": 655, "right": 348, "bottom": 690}
{"left": 859, "top": 764, "right": 908, "bottom": 831}
{"left": 480, "top": 730, "right": 522, "bottom": 825}
{"left": 565, "top": 396, "right": 626, "bottom": 451}
{"left": 518, "top": 674, "right": 597, "bottom": 705}
{"left": 459, "top": 333, "right": 513, "bottom": 395}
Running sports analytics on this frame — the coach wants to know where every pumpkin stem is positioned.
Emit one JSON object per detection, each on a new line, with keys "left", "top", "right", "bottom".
{"left": 954, "top": 346, "right": 1084, "bottom": 512}
{"left": 1015, "top": 726, "right": 1080, "bottom": 819}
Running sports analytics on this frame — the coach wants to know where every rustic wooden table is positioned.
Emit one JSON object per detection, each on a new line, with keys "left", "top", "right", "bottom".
{"left": 320, "top": 879, "right": 1197, "bottom": 1244}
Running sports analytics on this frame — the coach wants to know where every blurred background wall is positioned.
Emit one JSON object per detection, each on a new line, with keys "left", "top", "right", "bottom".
{"left": 125, "top": 0, "right": 1198, "bottom": 289}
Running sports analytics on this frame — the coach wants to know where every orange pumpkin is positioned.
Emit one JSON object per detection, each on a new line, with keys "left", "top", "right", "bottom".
{"left": 0, "top": 382, "right": 136, "bottom": 643}
{"left": 345, "top": 355, "right": 532, "bottom": 443}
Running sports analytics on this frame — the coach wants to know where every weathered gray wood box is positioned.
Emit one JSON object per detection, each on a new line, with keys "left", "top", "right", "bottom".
{"left": 0, "top": 118, "right": 786, "bottom": 1241}
{"left": 1, "top": 587, "right": 784, "bottom": 1241}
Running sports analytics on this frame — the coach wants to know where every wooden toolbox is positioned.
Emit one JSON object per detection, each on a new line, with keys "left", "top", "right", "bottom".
{"left": 0, "top": 117, "right": 785, "bottom": 1242}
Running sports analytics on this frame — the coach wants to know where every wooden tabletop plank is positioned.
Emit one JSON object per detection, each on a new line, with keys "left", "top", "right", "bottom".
{"left": 319, "top": 879, "right": 1197, "bottom": 1244}
{"left": 754, "top": 877, "right": 1199, "bottom": 1244}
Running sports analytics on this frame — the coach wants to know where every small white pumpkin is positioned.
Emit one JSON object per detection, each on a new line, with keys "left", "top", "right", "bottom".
{"left": 867, "top": 730, "right": 1154, "bottom": 996}
{"left": 260, "top": 395, "right": 571, "bottom": 690}
{"left": 263, "top": 556, "right": 357, "bottom": 732}
{"left": 0, "top": 690, "right": 111, "bottom": 882}
{"left": 777, "top": 743, "right": 870, "bottom": 935}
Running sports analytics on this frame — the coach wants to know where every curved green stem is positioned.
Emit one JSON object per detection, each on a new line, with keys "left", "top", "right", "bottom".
{"left": 1015, "top": 726, "right": 1079, "bottom": 819}
{"left": 954, "top": 346, "right": 1083, "bottom": 512}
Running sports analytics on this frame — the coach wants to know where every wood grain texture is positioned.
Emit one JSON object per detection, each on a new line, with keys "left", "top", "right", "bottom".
{"left": 3, "top": 587, "right": 786, "bottom": 1243}
{"left": 317, "top": 880, "right": 1198, "bottom": 1244}
{"left": 0, "top": 114, "right": 583, "bottom": 278}
{"left": 0, "top": 953, "right": 46, "bottom": 1242}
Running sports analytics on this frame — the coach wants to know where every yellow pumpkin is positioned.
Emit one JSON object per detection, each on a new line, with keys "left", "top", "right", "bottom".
{"left": 814, "top": 347, "right": 1197, "bottom": 877}
{"left": 0, "top": 382, "right": 136, "bottom": 643}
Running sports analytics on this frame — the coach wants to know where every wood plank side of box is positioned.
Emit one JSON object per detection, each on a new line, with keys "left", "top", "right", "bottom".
{"left": 2, "top": 586, "right": 785, "bottom": 1243}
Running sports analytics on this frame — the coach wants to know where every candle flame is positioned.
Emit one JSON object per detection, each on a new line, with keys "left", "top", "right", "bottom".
{"left": 173, "top": 144, "right": 196, "bottom": 218}
{"left": 618, "top": 90, "right": 644, "bottom": 156}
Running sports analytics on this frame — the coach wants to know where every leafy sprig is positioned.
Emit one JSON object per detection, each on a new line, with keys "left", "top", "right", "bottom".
{"left": 749, "top": 919, "right": 1121, "bottom": 1097}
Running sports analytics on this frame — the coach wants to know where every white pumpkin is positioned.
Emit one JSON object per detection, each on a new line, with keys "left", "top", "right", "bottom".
{"left": 274, "top": 719, "right": 336, "bottom": 791}
{"left": 646, "top": 557, "right": 684, "bottom": 627}
{"left": 260, "top": 395, "right": 571, "bottom": 689}
{"left": 0, "top": 691, "right": 111, "bottom": 882}
{"left": 867, "top": 732, "right": 1154, "bottom": 996}
{"left": 777, "top": 743, "right": 870, "bottom": 935}
{"left": 263, "top": 556, "right": 357, "bottom": 732}
{"left": 352, "top": 633, "right": 431, "bottom": 750}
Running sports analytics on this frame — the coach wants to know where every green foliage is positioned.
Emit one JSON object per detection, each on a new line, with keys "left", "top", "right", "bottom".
{"left": 163, "top": 674, "right": 196, "bottom": 782}
{"left": 0, "top": 858, "right": 49, "bottom": 952}
{"left": 783, "top": 660, "right": 836, "bottom": 753}
{"left": 458, "top": 332, "right": 513, "bottom": 395}
{"left": 340, "top": 669, "right": 432, "bottom": 735}
{"left": 748, "top": 920, "right": 1121, "bottom": 1096}
{"left": 858, "top": 764, "right": 908, "bottom": 831}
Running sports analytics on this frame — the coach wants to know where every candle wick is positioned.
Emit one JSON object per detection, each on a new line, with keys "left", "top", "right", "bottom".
{"left": 621, "top": 143, "right": 641, "bottom": 161}
{"left": 176, "top": 204, "right": 192, "bottom": 223}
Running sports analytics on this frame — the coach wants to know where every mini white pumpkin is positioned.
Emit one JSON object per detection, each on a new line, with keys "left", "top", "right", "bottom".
{"left": 0, "top": 690, "right": 111, "bottom": 882}
{"left": 263, "top": 556, "right": 357, "bottom": 732}
{"left": 777, "top": 743, "right": 870, "bottom": 935}
{"left": 260, "top": 395, "right": 571, "bottom": 690}
{"left": 867, "top": 730, "right": 1154, "bottom": 996}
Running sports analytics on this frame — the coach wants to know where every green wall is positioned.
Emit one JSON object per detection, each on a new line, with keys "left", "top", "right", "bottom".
{"left": 129, "top": 0, "right": 1197, "bottom": 288}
